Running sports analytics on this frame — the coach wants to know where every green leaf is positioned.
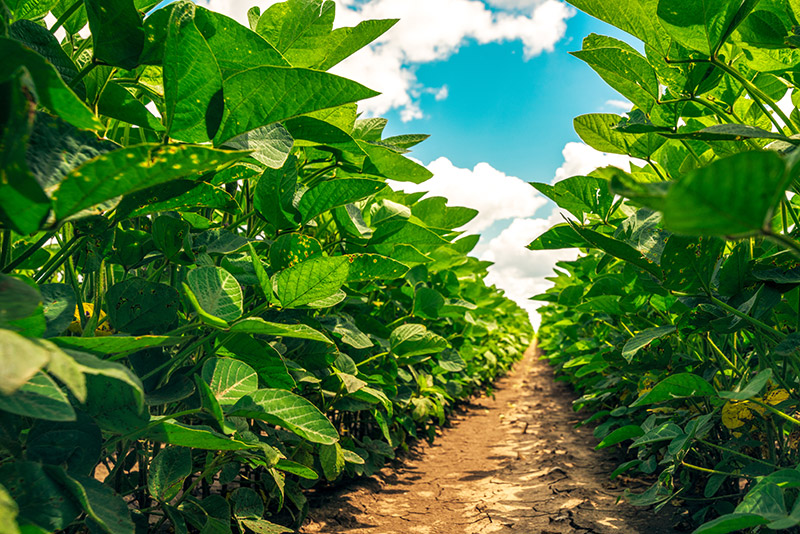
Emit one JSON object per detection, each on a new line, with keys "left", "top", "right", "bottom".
{"left": 0, "top": 483, "right": 20, "bottom": 534}
{"left": 662, "top": 151, "right": 789, "bottom": 236}
{"left": 0, "top": 462, "right": 80, "bottom": 531}
{"left": 40, "top": 284, "right": 77, "bottom": 338}
{"left": 0, "top": 329, "right": 58, "bottom": 395}
{"left": 230, "top": 487, "right": 264, "bottom": 519}
{"left": 532, "top": 175, "right": 615, "bottom": 221}
{"left": 52, "top": 144, "right": 247, "bottom": 221}
{"left": 0, "top": 38, "right": 100, "bottom": 130}
{"left": 49, "top": 336, "right": 183, "bottom": 355}
{"left": 214, "top": 67, "right": 379, "bottom": 145}
{"left": 148, "top": 446, "right": 192, "bottom": 502}
{"left": 106, "top": 278, "right": 181, "bottom": 335}
{"left": 662, "top": 124, "right": 795, "bottom": 143}
{"left": 574, "top": 113, "right": 665, "bottom": 159}
{"left": 298, "top": 178, "right": 386, "bottom": 223}
{"left": 359, "top": 141, "right": 433, "bottom": 183}
{"left": 69, "top": 351, "right": 147, "bottom": 433}
{"left": 9, "top": 20, "right": 82, "bottom": 94}
{"left": 390, "top": 324, "right": 448, "bottom": 360}
{"left": 13, "top": 0, "right": 60, "bottom": 19}
{"left": 660, "top": 235, "right": 725, "bottom": 292}
{"left": 229, "top": 318, "right": 332, "bottom": 343}
{"left": 85, "top": 0, "right": 145, "bottom": 70}
{"left": 0, "top": 371, "right": 74, "bottom": 421}
{"left": 719, "top": 370, "right": 773, "bottom": 400}
{"left": 656, "top": 0, "right": 751, "bottom": 56}
{"left": 414, "top": 287, "right": 444, "bottom": 320}
{"left": 692, "top": 513, "right": 770, "bottom": 534}
{"left": 0, "top": 274, "right": 42, "bottom": 335}
{"left": 239, "top": 519, "right": 293, "bottom": 534}
{"left": 567, "top": 0, "right": 670, "bottom": 54}
{"left": 254, "top": 156, "right": 301, "bottom": 230}
{"left": 117, "top": 181, "right": 237, "bottom": 220}
{"left": 622, "top": 326, "right": 676, "bottom": 362}
{"left": 96, "top": 82, "right": 165, "bottom": 131}
{"left": 59, "top": 474, "right": 135, "bottom": 534}
{"left": 437, "top": 349, "right": 467, "bottom": 372}
{"left": 222, "top": 335, "right": 296, "bottom": 390}
{"left": 319, "top": 313, "right": 373, "bottom": 349}
{"left": 269, "top": 233, "right": 322, "bottom": 271}
{"left": 411, "top": 196, "right": 478, "bottom": 230}
{"left": 595, "top": 424, "right": 644, "bottom": 449}
{"left": 345, "top": 253, "right": 409, "bottom": 282}
{"left": 319, "top": 442, "right": 344, "bottom": 481}
{"left": 631, "top": 373, "right": 716, "bottom": 406}
{"left": 201, "top": 357, "right": 258, "bottom": 405}
{"left": 164, "top": 1, "right": 223, "bottom": 143}
{"left": 25, "top": 413, "right": 102, "bottom": 476}
{"left": 222, "top": 123, "right": 294, "bottom": 169}
{"left": 272, "top": 255, "right": 350, "bottom": 308}
{"left": 186, "top": 266, "right": 244, "bottom": 323}
{"left": 527, "top": 224, "right": 585, "bottom": 250}
{"left": 230, "top": 389, "right": 339, "bottom": 445}
{"left": 571, "top": 34, "right": 659, "bottom": 111}
{"left": 274, "top": 459, "right": 318, "bottom": 480}
{"left": 572, "top": 225, "right": 662, "bottom": 277}
{"left": 146, "top": 422, "right": 255, "bottom": 450}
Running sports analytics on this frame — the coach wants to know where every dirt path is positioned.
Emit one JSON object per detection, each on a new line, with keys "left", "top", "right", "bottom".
{"left": 302, "top": 345, "right": 683, "bottom": 534}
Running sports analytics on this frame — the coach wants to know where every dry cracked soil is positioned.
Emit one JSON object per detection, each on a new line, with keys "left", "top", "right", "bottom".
{"left": 302, "top": 344, "right": 685, "bottom": 534}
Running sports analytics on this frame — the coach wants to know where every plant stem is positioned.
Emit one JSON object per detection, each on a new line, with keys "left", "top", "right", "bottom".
{"left": 2, "top": 231, "right": 56, "bottom": 273}
{"left": 50, "top": 0, "right": 82, "bottom": 35}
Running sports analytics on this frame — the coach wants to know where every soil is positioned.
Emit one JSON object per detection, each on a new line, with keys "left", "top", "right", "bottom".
{"left": 302, "top": 344, "right": 685, "bottom": 534}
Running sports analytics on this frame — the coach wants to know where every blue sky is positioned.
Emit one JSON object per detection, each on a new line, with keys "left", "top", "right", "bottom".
{"left": 196, "top": 0, "right": 637, "bottom": 324}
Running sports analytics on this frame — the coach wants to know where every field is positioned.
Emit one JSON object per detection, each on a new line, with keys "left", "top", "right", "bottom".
{"left": 2, "top": 1, "right": 800, "bottom": 533}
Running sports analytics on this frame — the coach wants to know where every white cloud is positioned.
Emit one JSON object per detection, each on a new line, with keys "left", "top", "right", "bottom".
{"left": 199, "top": 0, "right": 575, "bottom": 120}
{"left": 479, "top": 212, "right": 579, "bottom": 328}
{"left": 604, "top": 99, "right": 634, "bottom": 112}
{"left": 389, "top": 157, "right": 547, "bottom": 233}
{"left": 553, "top": 141, "right": 642, "bottom": 183}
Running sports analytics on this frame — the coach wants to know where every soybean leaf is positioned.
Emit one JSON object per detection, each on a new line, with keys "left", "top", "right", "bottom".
{"left": 164, "top": 1, "right": 223, "bottom": 143}
{"left": 275, "top": 459, "right": 318, "bottom": 480}
{"left": 201, "top": 357, "right": 258, "bottom": 405}
{"left": 567, "top": 0, "right": 670, "bottom": 54}
{"left": 52, "top": 144, "right": 247, "bottom": 221}
{"left": 720, "top": 370, "right": 773, "bottom": 400}
{"left": 660, "top": 235, "right": 725, "bottom": 292}
{"left": 595, "top": 425, "right": 644, "bottom": 449}
{"left": 9, "top": 20, "right": 82, "bottom": 93}
{"left": 106, "top": 278, "right": 181, "bottom": 335}
{"left": 272, "top": 255, "right": 350, "bottom": 308}
{"left": 574, "top": 113, "right": 665, "bottom": 159}
{"left": 240, "top": 519, "right": 293, "bottom": 534}
{"left": 572, "top": 225, "right": 662, "bottom": 277}
{"left": 222, "top": 334, "right": 296, "bottom": 390}
{"left": 115, "top": 180, "right": 237, "bottom": 220}
{"left": 319, "top": 313, "right": 373, "bottom": 349}
{"left": 622, "top": 326, "right": 676, "bottom": 362}
{"left": 85, "top": 0, "right": 145, "bottom": 70}
{"left": 223, "top": 123, "right": 294, "bottom": 169}
{"left": 0, "top": 461, "right": 81, "bottom": 531}
{"left": 0, "top": 484, "right": 19, "bottom": 534}
{"left": 692, "top": 513, "right": 770, "bottom": 534}
{"left": 40, "top": 284, "right": 77, "bottom": 338}
{"left": 0, "top": 371, "right": 75, "bottom": 422}
{"left": 346, "top": 253, "right": 408, "bottom": 282}
{"left": 359, "top": 141, "right": 433, "bottom": 183}
{"left": 631, "top": 373, "right": 716, "bottom": 406}
{"left": 298, "top": 178, "right": 386, "bottom": 223}
{"left": 269, "top": 233, "right": 322, "bottom": 271}
{"left": 390, "top": 324, "right": 448, "bottom": 360}
{"left": 319, "top": 442, "right": 344, "bottom": 481}
{"left": 411, "top": 196, "right": 478, "bottom": 230}
{"left": 26, "top": 413, "right": 102, "bottom": 476}
{"left": 96, "top": 82, "right": 164, "bottom": 131}
{"left": 146, "top": 422, "right": 255, "bottom": 450}
{"left": 230, "top": 389, "right": 339, "bottom": 445}
{"left": 186, "top": 266, "right": 244, "bottom": 323}
{"left": 0, "top": 38, "right": 101, "bottom": 130}
{"left": 662, "top": 124, "right": 795, "bottom": 143}
{"left": 254, "top": 156, "right": 302, "bottom": 230}
{"left": 663, "top": 151, "right": 789, "bottom": 236}
{"left": 527, "top": 224, "right": 585, "bottom": 250}
{"left": 656, "top": 0, "right": 754, "bottom": 56}
{"left": 49, "top": 336, "right": 183, "bottom": 355}
{"left": 148, "top": 446, "right": 192, "bottom": 502}
{"left": 59, "top": 474, "right": 135, "bottom": 534}
{"left": 229, "top": 318, "right": 332, "bottom": 343}
{"left": 214, "top": 67, "right": 379, "bottom": 145}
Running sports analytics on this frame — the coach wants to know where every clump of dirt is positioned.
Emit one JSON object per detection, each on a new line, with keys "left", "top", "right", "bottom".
{"left": 302, "top": 345, "right": 684, "bottom": 534}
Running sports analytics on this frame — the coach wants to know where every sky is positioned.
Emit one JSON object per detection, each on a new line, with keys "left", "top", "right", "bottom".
{"left": 194, "top": 0, "right": 638, "bottom": 327}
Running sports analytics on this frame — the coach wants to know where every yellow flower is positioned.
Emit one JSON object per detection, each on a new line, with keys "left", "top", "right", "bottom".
{"left": 67, "top": 304, "right": 114, "bottom": 336}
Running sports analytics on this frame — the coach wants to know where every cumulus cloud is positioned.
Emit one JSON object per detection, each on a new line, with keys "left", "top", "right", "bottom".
{"left": 553, "top": 141, "right": 642, "bottom": 183}
{"left": 389, "top": 157, "right": 547, "bottom": 233}
{"left": 199, "top": 0, "right": 575, "bottom": 120}
{"left": 479, "top": 212, "right": 579, "bottom": 328}
{"left": 604, "top": 99, "right": 634, "bottom": 112}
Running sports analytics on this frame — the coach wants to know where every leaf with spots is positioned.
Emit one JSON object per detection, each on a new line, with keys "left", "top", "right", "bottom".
{"left": 105, "top": 278, "right": 181, "bottom": 335}
{"left": 52, "top": 144, "right": 248, "bottom": 221}
{"left": 269, "top": 233, "right": 323, "bottom": 271}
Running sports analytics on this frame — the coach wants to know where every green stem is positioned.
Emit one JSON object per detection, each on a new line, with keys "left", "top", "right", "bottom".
{"left": 34, "top": 235, "right": 84, "bottom": 283}
{"left": 711, "top": 58, "right": 798, "bottom": 135}
{"left": 0, "top": 230, "right": 11, "bottom": 272}
{"left": 696, "top": 438, "right": 777, "bottom": 468}
{"left": 709, "top": 295, "right": 782, "bottom": 342}
{"left": 69, "top": 60, "right": 97, "bottom": 90}
{"left": 764, "top": 229, "right": 800, "bottom": 259}
{"left": 2, "top": 231, "right": 56, "bottom": 273}
{"left": 104, "top": 409, "right": 204, "bottom": 452}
